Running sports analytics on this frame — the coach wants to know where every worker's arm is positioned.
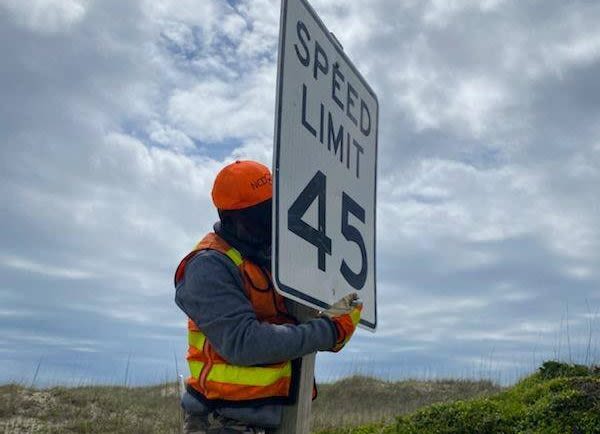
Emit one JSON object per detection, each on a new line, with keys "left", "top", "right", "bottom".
{"left": 175, "top": 250, "right": 338, "bottom": 366}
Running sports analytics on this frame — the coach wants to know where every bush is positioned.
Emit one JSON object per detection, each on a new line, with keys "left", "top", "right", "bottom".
{"left": 538, "top": 361, "right": 591, "bottom": 380}
{"left": 318, "top": 361, "right": 600, "bottom": 434}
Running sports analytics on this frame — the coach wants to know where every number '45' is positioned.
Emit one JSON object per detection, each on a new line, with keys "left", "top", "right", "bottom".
{"left": 287, "top": 171, "right": 368, "bottom": 290}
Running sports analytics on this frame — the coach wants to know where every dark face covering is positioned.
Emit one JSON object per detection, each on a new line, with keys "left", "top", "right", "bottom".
{"left": 216, "top": 199, "right": 272, "bottom": 269}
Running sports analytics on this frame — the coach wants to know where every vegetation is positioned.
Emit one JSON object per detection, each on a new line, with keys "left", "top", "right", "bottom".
{"left": 0, "top": 362, "right": 597, "bottom": 433}
{"left": 319, "top": 362, "right": 600, "bottom": 434}
{"left": 0, "top": 375, "right": 497, "bottom": 433}
{"left": 0, "top": 382, "right": 182, "bottom": 433}
{"left": 312, "top": 376, "right": 500, "bottom": 431}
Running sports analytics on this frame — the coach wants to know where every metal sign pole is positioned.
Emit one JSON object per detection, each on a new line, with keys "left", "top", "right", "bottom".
{"left": 273, "top": 303, "right": 317, "bottom": 434}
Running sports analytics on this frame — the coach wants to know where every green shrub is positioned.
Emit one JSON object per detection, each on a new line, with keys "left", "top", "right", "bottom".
{"left": 538, "top": 361, "right": 591, "bottom": 380}
{"left": 318, "top": 361, "right": 600, "bottom": 434}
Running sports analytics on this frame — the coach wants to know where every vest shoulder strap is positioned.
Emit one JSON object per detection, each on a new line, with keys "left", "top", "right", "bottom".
{"left": 174, "top": 233, "right": 244, "bottom": 287}
{"left": 195, "top": 232, "right": 243, "bottom": 266}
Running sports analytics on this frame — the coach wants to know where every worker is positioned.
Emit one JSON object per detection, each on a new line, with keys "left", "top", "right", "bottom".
{"left": 174, "top": 160, "right": 362, "bottom": 433}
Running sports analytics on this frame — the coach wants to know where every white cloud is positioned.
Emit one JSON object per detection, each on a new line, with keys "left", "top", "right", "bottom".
{"left": 221, "top": 12, "right": 248, "bottom": 43}
{"left": 379, "top": 160, "right": 533, "bottom": 244}
{"left": 0, "top": 255, "right": 96, "bottom": 280}
{"left": 0, "top": 309, "right": 35, "bottom": 318}
{"left": 144, "top": 0, "right": 224, "bottom": 34}
{"left": 445, "top": 77, "right": 506, "bottom": 137}
{"left": 235, "top": 0, "right": 280, "bottom": 57}
{"left": 0, "top": 0, "right": 88, "bottom": 33}
{"left": 230, "top": 135, "right": 276, "bottom": 166}
{"left": 553, "top": 33, "right": 600, "bottom": 67}
{"left": 148, "top": 121, "right": 195, "bottom": 151}
{"left": 167, "top": 64, "right": 276, "bottom": 143}
{"left": 424, "top": 0, "right": 506, "bottom": 27}
{"left": 378, "top": 146, "right": 600, "bottom": 261}
{"left": 159, "top": 21, "right": 197, "bottom": 55}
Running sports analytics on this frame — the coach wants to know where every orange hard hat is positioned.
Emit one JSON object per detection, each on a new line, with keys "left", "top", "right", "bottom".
{"left": 212, "top": 160, "right": 273, "bottom": 211}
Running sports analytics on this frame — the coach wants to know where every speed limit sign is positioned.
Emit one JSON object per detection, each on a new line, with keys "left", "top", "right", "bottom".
{"left": 272, "top": 0, "right": 378, "bottom": 330}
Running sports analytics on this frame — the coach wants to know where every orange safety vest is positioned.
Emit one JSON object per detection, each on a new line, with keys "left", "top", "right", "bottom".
{"left": 174, "top": 232, "right": 307, "bottom": 406}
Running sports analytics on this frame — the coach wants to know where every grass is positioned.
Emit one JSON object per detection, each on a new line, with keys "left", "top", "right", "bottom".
{"left": 312, "top": 376, "right": 501, "bottom": 432}
{"left": 0, "top": 382, "right": 182, "bottom": 433}
{"left": 0, "top": 375, "right": 497, "bottom": 433}
{"left": 0, "top": 377, "right": 499, "bottom": 434}
{"left": 1, "top": 362, "right": 597, "bottom": 433}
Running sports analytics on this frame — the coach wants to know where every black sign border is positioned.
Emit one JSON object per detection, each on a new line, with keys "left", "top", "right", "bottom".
{"left": 273, "top": 0, "right": 379, "bottom": 330}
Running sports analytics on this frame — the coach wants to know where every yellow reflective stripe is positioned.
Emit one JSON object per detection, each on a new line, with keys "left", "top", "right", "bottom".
{"left": 350, "top": 308, "right": 361, "bottom": 327}
{"left": 188, "top": 361, "right": 291, "bottom": 385}
{"left": 207, "top": 362, "right": 292, "bottom": 386}
{"left": 225, "top": 248, "right": 243, "bottom": 266}
{"left": 188, "top": 331, "right": 206, "bottom": 349}
{"left": 189, "top": 360, "right": 205, "bottom": 379}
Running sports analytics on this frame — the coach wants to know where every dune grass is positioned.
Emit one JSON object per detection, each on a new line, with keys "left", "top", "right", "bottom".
{"left": 2, "top": 362, "right": 597, "bottom": 433}
{"left": 312, "top": 375, "right": 501, "bottom": 432}
{"left": 0, "top": 375, "right": 499, "bottom": 433}
{"left": 0, "top": 375, "right": 497, "bottom": 433}
{"left": 0, "top": 382, "right": 182, "bottom": 433}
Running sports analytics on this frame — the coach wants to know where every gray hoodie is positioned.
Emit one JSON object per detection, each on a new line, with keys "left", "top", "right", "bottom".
{"left": 174, "top": 245, "right": 337, "bottom": 427}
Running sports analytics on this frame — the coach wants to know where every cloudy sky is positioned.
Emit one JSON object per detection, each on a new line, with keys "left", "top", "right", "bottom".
{"left": 1, "top": 0, "right": 599, "bottom": 387}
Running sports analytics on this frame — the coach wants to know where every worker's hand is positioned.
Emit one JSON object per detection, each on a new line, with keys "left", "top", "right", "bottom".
{"left": 322, "top": 293, "right": 362, "bottom": 352}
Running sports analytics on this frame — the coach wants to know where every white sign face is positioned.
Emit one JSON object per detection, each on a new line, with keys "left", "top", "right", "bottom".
{"left": 272, "top": 0, "right": 378, "bottom": 330}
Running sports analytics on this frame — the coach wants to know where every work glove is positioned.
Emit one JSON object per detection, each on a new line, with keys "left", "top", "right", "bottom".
{"left": 321, "top": 293, "right": 362, "bottom": 352}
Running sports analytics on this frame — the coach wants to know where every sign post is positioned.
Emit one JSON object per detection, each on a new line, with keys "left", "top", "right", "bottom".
{"left": 274, "top": 304, "right": 317, "bottom": 434}
{"left": 272, "top": 0, "right": 378, "bottom": 431}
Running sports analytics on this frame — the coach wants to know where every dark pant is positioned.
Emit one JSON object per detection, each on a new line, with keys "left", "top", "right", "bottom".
{"left": 183, "top": 411, "right": 267, "bottom": 434}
